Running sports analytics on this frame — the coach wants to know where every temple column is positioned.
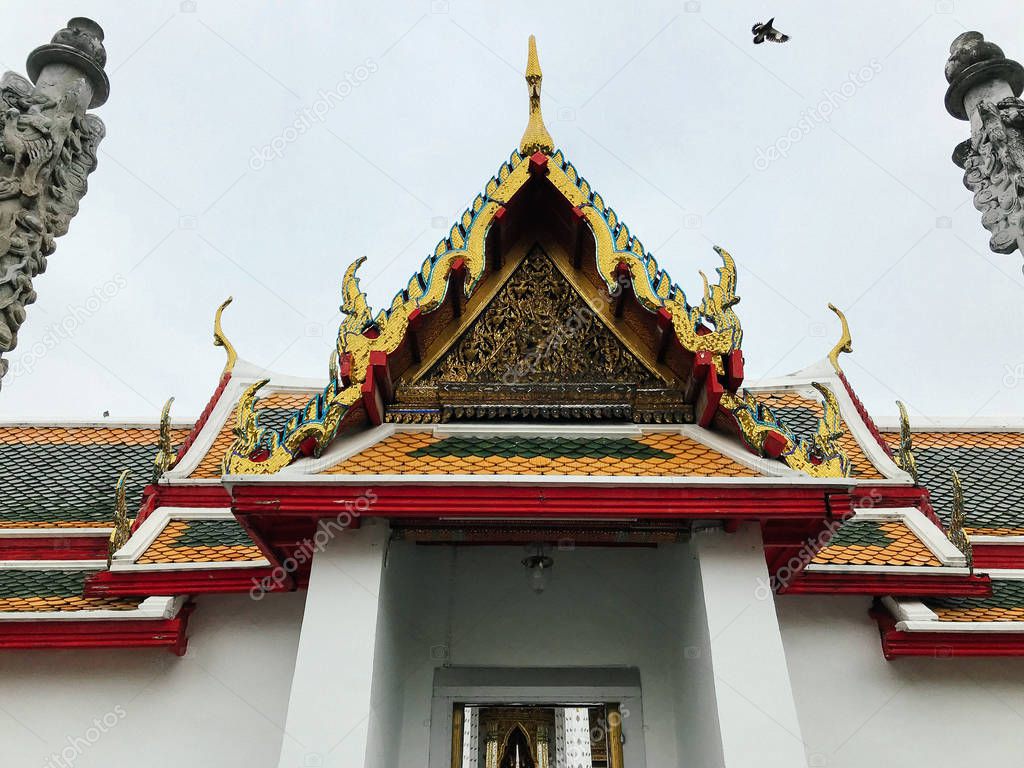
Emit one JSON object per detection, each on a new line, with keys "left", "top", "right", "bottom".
{"left": 943, "top": 32, "right": 1024, "bottom": 258}
{"left": 276, "top": 519, "right": 389, "bottom": 768}
{"left": 689, "top": 523, "right": 808, "bottom": 768}
{"left": 0, "top": 18, "right": 110, "bottom": 384}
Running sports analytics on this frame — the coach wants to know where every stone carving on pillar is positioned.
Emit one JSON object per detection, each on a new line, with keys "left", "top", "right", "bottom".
{"left": 0, "top": 18, "right": 109, "bottom": 384}
{"left": 945, "top": 31, "right": 1024, "bottom": 258}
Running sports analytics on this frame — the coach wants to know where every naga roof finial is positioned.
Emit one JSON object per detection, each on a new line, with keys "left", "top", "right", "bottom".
{"left": 107, "top": 469, "right": 131, "bottom": 566}
{"left": 519, "top": 35, "right": 554, "bottom": 156}
{"left": 152, "top": 397, "right": 176, "bottom": 483}
{"left": 827, "top": 303, "right": 852, "bottom": 374}
{"left": 213, "top": 297, "right": 238, "bottom": 375}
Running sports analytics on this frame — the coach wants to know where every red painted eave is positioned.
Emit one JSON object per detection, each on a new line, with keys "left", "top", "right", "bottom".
{"left": 783, "top": 570, "right": 992, "bottom": 597}
{"left": 228, "top": 483, "right": 839, "bottom": 519}
{"left": 0, "top": 603, "right": 193, "bottom": 655}
{"left": 84, "top": 567, "right": 280, "bottom": 597}
{"left": 871, "top": 609, "right": 1024, "bottom": 658}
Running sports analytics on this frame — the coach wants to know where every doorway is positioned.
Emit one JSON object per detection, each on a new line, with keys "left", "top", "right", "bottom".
{"left": 429, "top": 668, "right": 645, "bottom": 768}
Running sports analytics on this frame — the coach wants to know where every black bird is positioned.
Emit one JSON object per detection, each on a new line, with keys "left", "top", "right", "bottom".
{"left": 752, "top": 18, "right": 790, "bottom": 44}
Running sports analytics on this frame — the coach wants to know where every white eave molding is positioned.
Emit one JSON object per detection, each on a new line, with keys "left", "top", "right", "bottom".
{"left": 804, "top": 506, "right": 968, "bottom": 575}
{"left": 0, "top": 595, "right": 186, "bottom": 622}
{"left": 875, "top": 416, "right": 1024, "bottom": 433}
{"left": 108, "top": 506, "right": 268, "bottom": 572}
{"left": 885, "top": 572, "right": 1024, "bottom": 633}
{"left": 0, "top": 527, "right": 112, "bottom": 538}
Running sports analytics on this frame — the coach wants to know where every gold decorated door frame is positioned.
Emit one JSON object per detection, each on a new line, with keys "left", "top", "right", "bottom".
{"left": 428, "top": 667, "right": 644, "bottom": 768}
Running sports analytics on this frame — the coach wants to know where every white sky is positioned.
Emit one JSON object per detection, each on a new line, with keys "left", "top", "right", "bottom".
{"left": 0, "top": 0, "right": 1022, "bottom": 427}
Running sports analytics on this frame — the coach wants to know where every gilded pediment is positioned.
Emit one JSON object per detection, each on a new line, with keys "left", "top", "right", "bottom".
{"left": 390, "top": 246, "right": 691, "bottom": 423}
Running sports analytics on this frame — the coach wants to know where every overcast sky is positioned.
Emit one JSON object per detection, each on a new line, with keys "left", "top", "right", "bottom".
{"left": 0, "top": 1, "right": 1022, "bottom": 427}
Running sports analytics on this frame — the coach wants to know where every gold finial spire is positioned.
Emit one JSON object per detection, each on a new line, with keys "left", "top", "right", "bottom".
{"left": 948, "top": 469, "right": 973, "bottom": 571}
{"left": 213, "top": 297, "right": 238, "bottom": 375}
{"left": 894, "top": 400, "right": 919, "bottom": 484}
{"left": 152, "top": 396, "right": 176, "bottom": 483}
{"left": 519, "top": 35, "right": 554, "bottom": 156}
{"left": 827, "top": 303, "right": 852, "bottom": 374}
{"left": 107, "top": 469, "right": 131, "bottom": 566}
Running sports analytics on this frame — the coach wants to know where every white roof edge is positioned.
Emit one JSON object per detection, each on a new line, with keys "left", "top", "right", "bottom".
{"left": 0, "top": 419, "right": 192, "bottom": 429}
{"left": 165, "top": 360, "right": 325, "bottom": 479}
{"left": 874, "top": 417, "right": 1024, "bottom": 433}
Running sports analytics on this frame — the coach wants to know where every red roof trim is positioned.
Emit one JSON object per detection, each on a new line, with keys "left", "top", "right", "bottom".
{"left": 173, "top": 370, "right": 232, "bottom": 465}
{"left": 84, "top": 567, "right": 279, "bottom": 597}
{"left": 0, "top": 603, "right": 193, "bottom": 655}
{"left": 783, "top": 570, "right": 991, "bottom": 597}
{"left": 837, "top": 370, "right": 894, "bottom": 458}
{"left": 871, "top": 606, "right": 1024, "bottom": 658}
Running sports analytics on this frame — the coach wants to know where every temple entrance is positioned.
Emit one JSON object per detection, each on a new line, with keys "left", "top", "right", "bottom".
{"left": 452, "top": 703, "right": 623, "bottom": 768}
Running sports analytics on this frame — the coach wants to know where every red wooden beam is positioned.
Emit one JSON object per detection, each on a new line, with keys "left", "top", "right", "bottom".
{"left": 229, "top": 483, "right": 836, "bottom": 520}
{"left": 696, "top": 365, "right": 724, "bottom": 428}
{"left": 783, "top": 570, "right": 992, "bottom": 597}
{"left": 0, "top": 605, "right": 193, "bottom": 655}
{"left": 871, "top": 608, "right": 1024, "bottom": 659}
{"left": 724, "top": 349, "right": 744, "bottom": 392}
{"left": 360, "top": 350, "right": 393, "bottom": 427}
{"left": 84, "top": 567, "right": 280, "bottom": 597}
{"left": 972, "top": 543, "right": 1024, "bottom": 569}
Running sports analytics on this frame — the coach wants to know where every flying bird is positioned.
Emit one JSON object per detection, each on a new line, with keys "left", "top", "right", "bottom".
{"left": 752, "top": 18, "right": 790, "bottom": 44}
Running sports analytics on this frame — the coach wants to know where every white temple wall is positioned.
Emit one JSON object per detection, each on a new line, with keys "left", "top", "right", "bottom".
{"left": 0, "top": 591, "right": 305, "bottom": 768}
{"left": 777, "top": 594, "right": 1024, "bottom": 767}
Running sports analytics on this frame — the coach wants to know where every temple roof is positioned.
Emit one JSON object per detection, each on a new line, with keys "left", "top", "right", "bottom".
{"left": 0, "top": 422, "right": 191, "bottom": 528}
{"left": 4, "top": 36, "right": 1024, "bottom": 659}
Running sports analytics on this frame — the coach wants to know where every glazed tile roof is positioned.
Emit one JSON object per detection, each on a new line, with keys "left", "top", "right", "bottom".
{"left": 926, "top": 579, "right": 1024, "bottom": 622}
{"left": 811, "top": 519, "right": 941, "bottom": 567}
{"left": 0, "top": 425, "right": 191, "bottom": 528}
{"left": 189, "top": 391, "right": 314, "bottom": 479}
{"left": 0, "top": 569, "right": 141, "bottom": 612}
{"left": 323, "top": 431, "right": 758, "bottom": 477}
{"left": 136, "top": 519, "right": 264, "bottom": 565}
{"left": 756, "top": 389, "right": 883, "bottom": 479}
{"left": 883, "top": 431, "right": 1024, "bottom": 534}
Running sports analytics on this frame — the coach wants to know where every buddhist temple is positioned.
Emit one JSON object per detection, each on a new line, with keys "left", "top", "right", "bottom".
{"left": 4, "top": 19, "right": 1024, "bottom": 768}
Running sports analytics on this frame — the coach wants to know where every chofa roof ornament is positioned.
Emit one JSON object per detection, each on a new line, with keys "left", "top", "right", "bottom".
{"left": 107, "top": 469, "right": 131, "bottom": 566}
{"left": 827, "top": 303, "right": 852, "bottom": 375}
{"left": 213, "top": 297, "right": 238, "bottom": 375}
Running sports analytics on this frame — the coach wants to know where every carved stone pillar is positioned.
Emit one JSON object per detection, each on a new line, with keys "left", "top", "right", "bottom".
{"left": 0, "top": 18, "right": 109, "bottom": 384}
{"left": 944, "top": 31, "right": 1024, "bottom": 258}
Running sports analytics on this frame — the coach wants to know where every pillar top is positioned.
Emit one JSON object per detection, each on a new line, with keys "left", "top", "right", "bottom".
{"left": 944, "top": 31, "right": 1023, "bottom": 120}
{"left": 26, "top": 17, "right": 109, "bottom": 108}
